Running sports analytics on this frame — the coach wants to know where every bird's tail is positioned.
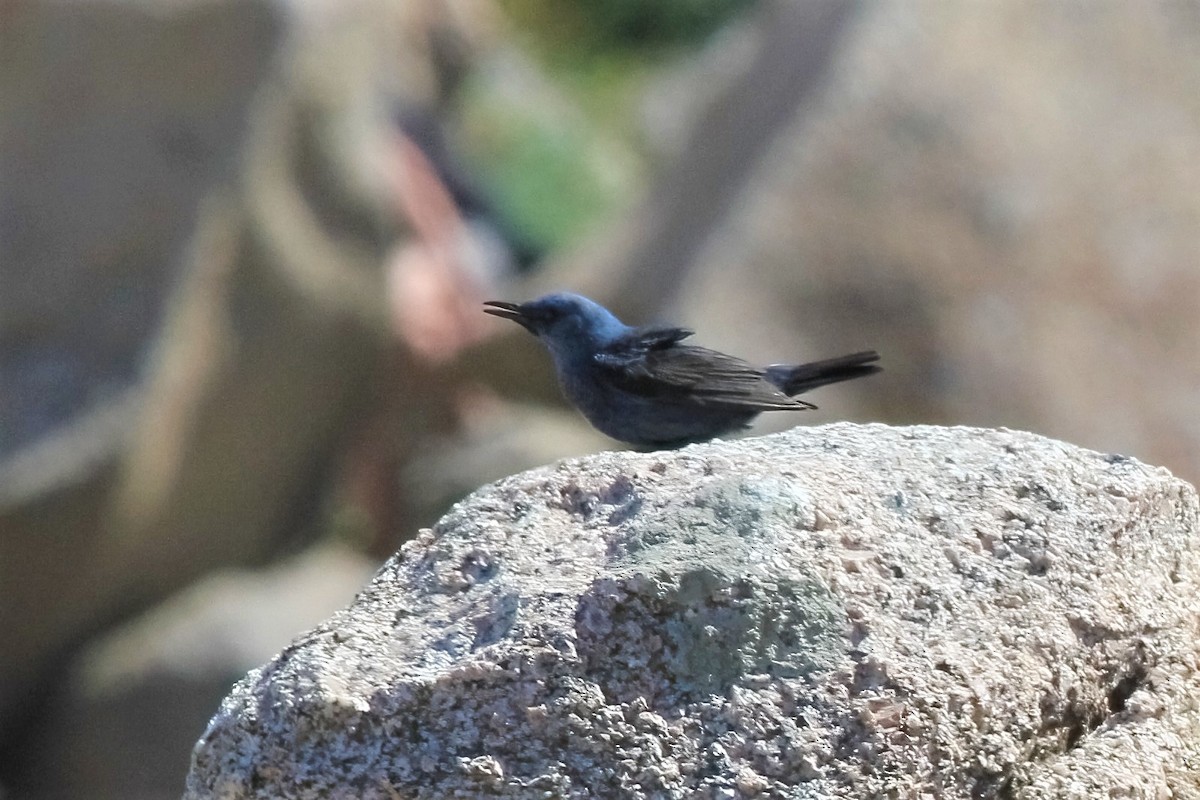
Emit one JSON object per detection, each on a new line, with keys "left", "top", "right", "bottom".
{"left": 766, "top": 351, "right": 882, "bottom": 396}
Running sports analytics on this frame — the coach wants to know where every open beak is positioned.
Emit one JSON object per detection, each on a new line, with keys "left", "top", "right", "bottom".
{"left": 483, "top": 300, "right": 535, "bottom": 332}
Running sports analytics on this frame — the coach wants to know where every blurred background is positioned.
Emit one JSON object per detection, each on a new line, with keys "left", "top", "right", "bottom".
{"left": 2, "top": 0, "right": 1198, "bottom": 796}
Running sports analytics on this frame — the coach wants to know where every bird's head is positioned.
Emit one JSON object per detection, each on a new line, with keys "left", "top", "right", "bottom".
{"left": 484, "top": 293, "right": 628, "bottom": 354}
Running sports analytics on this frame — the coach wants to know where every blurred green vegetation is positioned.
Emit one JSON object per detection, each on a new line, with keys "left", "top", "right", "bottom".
{"left": 457, "top": 0, "right": 757, "bottom": 253}
{"left": 458, "top": 88, "right": 630, "bottom": 252}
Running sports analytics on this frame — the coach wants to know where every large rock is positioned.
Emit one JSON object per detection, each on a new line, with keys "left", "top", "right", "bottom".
{"left": 185, "top": 424, "right": 1200, "bottom": 798}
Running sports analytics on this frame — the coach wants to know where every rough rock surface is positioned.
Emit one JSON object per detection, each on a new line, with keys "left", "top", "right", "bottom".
{"left": 185, "top": 424, "right": 1200, "bottom": 799}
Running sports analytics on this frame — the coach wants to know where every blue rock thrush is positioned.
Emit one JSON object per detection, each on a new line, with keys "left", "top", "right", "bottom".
{"left": 484, "top": 292, "right": 880, "bottom": 449}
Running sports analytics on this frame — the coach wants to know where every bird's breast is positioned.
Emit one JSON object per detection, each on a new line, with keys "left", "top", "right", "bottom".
{"left": 553, "top": 359, "right": 611, "bottom": 419}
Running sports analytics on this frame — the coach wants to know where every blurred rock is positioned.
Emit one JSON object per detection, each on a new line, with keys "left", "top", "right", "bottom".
{"left": 15, "top": 545, "right": 376, "bottom": 800}
{"left": 574, "top": 1, "right": 1200, "bottom": 480}
{"left": 0, "top": 0, "right": 280, "bottom": 458}
{"left": 689, "top": 1, "right": 1200, "bottom": 450}
{"left": 185, "top": 424, "right": 1200, "bottom": 798}
{"left": 0, "top": 0, "right": 286, "bottom": 735}
{"left": 399, "top": 401, "right": 614, "bottom": 528}
{"left": 506, "top": 0, "right": 1200, "bottom": 497}
{"left": 558, "top": 0, "right": 859, "bottom": 319}
{"left": 0, "top": 0, "right": 489, "bottom": 766}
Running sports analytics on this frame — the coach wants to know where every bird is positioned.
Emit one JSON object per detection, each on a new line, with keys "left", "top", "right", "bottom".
{"left": 483, "top": 292, "right": 881, "bottom": 449}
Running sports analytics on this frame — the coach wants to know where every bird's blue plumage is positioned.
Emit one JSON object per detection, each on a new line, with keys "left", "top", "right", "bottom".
{"left": 483, "top": 292, "right": 880, "bottom": 449}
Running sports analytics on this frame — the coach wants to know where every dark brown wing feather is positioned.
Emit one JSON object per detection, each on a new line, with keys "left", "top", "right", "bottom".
{"left": 593, "top": 327, "right": 813, "bottom": 410}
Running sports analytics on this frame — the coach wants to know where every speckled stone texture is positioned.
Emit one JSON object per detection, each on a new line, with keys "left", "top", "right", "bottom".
{"left": 184, "top": 424, "right": 1200, "bottom": 799}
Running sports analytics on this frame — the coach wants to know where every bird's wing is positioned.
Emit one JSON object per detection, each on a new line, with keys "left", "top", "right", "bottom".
{"left": 594, "top": 327, "right": 812, "bottom": 410}
{"left": 625, "top": 325, "right": 696, "bottom": 350}
{"left": 592, "top": 326, "right": 693, "bottom": 368}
